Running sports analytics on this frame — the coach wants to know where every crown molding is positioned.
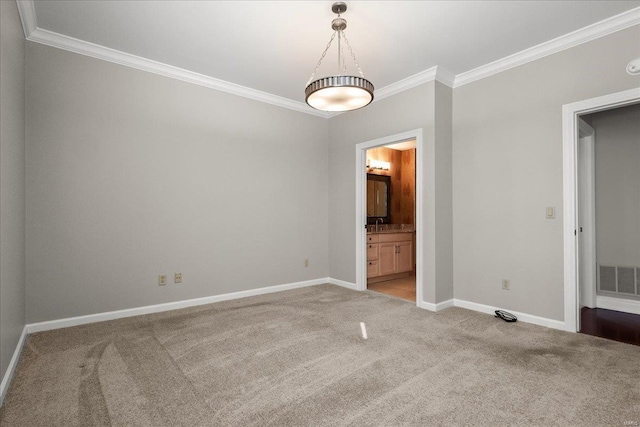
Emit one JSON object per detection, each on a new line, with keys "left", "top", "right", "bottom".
{"left": 374, "top": 66, "right": 455, "bottom": 102}
{"left": 454, "top": 6, "right": 640, "bottom": 88}
{"left": 16, "top": 0, "right": 36, "bottom": 37}
{"left": 16, "top": 0, "right": 640, "bottom": 115}
{"left": 435, "top": 67, "right": 456, "bottom": 88}
{"left": 325, "top": 65, "right": 455, "bottom": 118}
{"left": 16, "top": 2, "right": 327, "bottom": 119}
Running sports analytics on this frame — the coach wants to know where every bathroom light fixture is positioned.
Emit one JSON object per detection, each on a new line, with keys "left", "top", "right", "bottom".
{"left": 305, "top": 2, "right": 374, "bottom": 112}
{"left": 367, "top": 159, "right": 390, "bottom": 171}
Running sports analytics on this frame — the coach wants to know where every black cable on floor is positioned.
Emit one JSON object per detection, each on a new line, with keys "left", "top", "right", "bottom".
{"left": 495, "top": 310, "right": 517, "bottom": 322}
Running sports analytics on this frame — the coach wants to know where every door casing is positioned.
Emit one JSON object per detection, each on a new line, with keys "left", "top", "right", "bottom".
{"left": 355, "top": 129, "right": 425, "bottom": 307}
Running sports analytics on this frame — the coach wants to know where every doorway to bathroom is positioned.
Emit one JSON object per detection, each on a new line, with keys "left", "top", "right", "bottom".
{"left": 365, "top": 141, "right": 417, "bottom": 301}
{"left": 355, "top": 129, "right": 425, "bottom": 307}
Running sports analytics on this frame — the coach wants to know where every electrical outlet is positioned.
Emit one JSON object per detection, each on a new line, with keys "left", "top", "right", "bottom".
{"left": 174, "top": 273, "right": 182, "bottom": 283}
{"left": 158, "top": 275, "right": 167, "bottom": 286}
{"left": 502, "top": 279, "right": 510, "bottom": 290}
{"left": 304, "top": 259, "right": 309, "bottom": 268}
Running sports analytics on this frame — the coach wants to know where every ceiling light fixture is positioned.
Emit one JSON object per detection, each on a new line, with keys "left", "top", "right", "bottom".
{"left": 305, "top": 2, "right": 374, "bottom": 112}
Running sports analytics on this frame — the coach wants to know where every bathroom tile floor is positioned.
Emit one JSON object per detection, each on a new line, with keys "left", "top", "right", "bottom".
{"left": 367, "top": 275, "right": 416, "bottom": 302}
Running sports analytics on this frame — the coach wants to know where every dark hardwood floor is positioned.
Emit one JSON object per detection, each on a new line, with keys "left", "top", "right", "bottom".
{"left": 580, "top": 306, "right": 640, "bottom": 346}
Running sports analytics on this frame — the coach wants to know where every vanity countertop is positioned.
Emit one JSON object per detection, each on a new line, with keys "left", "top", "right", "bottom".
{"left": 366, "top": 225, "right": 415, "bottom": 234}
{"left": 367, "top": 230, "right": 415, "bottom": 234}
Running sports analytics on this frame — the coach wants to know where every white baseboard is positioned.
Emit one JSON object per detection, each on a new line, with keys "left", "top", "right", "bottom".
{"left": 597, "top": 295, "right": 640, "bottom": 315}
{"left": 452, "top": 299, "right": 566, "bottom": 331}
{"left": 392, "top": 292, "right": 565, "bottom": 331}
{"left": 411, "top": 296, "right": 566, "bottom": 330}
{"left": 22, "top": 278, "right": 571, "bottom": 334}
{"left": 327, "top": 277, "right": 358, "bottom": 290}
{"left": 419, "top": 299, "right": 454, "bottom": 312}
{"left": 25, "top": 277, "right": 360, "bottom": 335}
{"left": 26, "top": 278, "right": 330, "bottom": 334}
{"left": 0, "top": 326, "right": 28, "bottom": 406}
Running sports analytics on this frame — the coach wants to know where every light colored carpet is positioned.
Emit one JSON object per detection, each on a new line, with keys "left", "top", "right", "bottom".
{"left": 1, "top": 284, "right": 639, "bottom": 426}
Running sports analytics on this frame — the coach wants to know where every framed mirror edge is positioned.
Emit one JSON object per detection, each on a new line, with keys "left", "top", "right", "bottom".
{"left": 366, "top": 173, "right": 391, "bottom": 224}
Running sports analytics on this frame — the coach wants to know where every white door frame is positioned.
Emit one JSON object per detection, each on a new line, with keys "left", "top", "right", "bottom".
{"left": 562, "top": 88, "right": 640, "bottom": 332}
{"left": 577, "top": 119, "right": 596, "bottom": 312}
{"left": 355, "top": 129, "right": 425, "bottom": 307}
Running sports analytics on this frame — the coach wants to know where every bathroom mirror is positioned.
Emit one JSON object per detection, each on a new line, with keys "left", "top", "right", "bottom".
{"left": 367, "top": 174, "right": 391, "bottom": 224}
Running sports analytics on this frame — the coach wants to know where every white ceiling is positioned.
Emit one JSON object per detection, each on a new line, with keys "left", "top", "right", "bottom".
{"left": 25, "top": 1, "right": 640, "bottom": 105}
{"left": 386, "top": 140, "right": 416, "bottom": 151}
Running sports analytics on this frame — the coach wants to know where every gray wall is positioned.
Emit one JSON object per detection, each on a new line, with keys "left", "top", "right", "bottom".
{"left": 328, "top": 81, "right": 454, "bottom": 304}
{"left": 587, "top": 104, "right": 640, "bottom": 267}
{"left": 452, "top": 26, "right": 640, "bottom": 321}
{"left": 0, "top": 1, "right": 26, "bottom": 381}
{"left": 434, "top": 83, "right": 454, "bottom": 303}
{"left": 25, "top": 43, "right": 329, "bottom": 323}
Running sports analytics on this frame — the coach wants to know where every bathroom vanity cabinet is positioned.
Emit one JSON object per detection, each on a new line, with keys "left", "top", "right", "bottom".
{"left": 366, "top": 232, "right": 413, "bottom": 281}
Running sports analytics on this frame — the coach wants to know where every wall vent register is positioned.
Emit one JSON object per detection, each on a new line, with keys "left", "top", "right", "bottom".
{"left": 598, "top": 265, "right": 640, "bottom": 298}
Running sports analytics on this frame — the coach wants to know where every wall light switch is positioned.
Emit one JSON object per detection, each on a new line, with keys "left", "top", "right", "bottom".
{"left": 546, "top": 207, "right": 555, "bottom": 219}
{"left": 158, "top": 275, "right": 167, "bottom": 286}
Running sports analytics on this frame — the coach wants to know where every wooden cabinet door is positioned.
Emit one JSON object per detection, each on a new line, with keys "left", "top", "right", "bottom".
{"left": 378, "top": 242, "right": 397, "bottom": 276}
{"left": 396, "top": 241, "right": 413, "bottom": 273}
{"left": 366, "top": 243, "right": 378, "bottom": 261}
{"left": 367, "top": 260, "right": 379, "bottom": 278}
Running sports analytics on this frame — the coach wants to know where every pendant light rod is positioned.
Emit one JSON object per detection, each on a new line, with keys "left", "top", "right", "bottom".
{"left": 337, "top": 29, "right": 341, "bottom": 75}
{"left": 332, "top": 4, "right": 347, "bottom": 76}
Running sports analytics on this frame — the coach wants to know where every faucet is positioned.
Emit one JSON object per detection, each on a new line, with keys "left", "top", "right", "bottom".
{"left": 376, "top": 218, "right": 383, "bottom": 232}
